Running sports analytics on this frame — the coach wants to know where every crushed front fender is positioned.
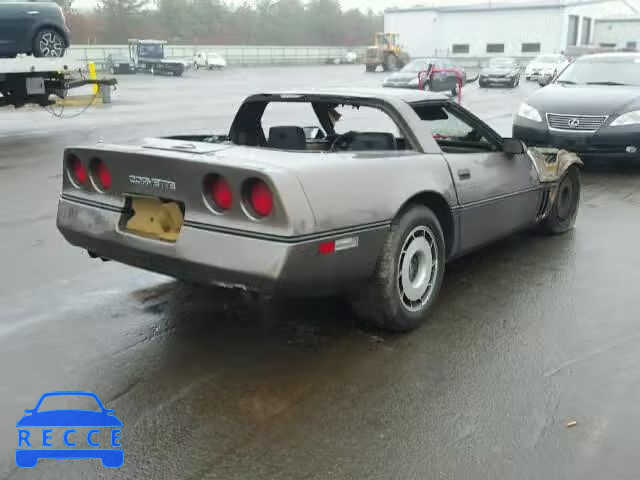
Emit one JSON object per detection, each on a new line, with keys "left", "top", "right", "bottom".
{"left": 528, "top": 147, "right": 583, "bottom": 183}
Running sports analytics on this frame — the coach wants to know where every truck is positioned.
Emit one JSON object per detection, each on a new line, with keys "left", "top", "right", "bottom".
{"left": 0, "top": 56, "right": 116, "bottom": 109}
{"left": 364, "top": 33, "right": 410, "bottom": 72}
{"left": 127, "top": 39, "right": 187, "bottom": 76}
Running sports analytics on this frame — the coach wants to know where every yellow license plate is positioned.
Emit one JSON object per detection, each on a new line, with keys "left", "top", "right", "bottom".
{"left": 124, "top": 196, "right": 184, "bottom": 242}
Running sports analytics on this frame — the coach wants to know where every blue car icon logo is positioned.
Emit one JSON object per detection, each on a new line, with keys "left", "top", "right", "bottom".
{"left": 16, "top": 391, "right": 123, "bottom": 468}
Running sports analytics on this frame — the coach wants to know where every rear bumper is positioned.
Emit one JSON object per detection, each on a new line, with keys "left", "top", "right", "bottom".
{"left": 513, "top": 118, "right": 640, "bottom": 160}
{"left": 479, "top": 76, "right": 515, "bottom": 85}
{"left": 56, "top": 197, "right": 387, "bottom": 296}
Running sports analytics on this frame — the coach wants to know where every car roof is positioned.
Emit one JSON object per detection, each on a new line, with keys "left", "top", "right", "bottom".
{"left": 575, "top": 52, "right": 640, "bottom": 61}
{"left": 249, "top": 87, "right": 450, "bottom": 104}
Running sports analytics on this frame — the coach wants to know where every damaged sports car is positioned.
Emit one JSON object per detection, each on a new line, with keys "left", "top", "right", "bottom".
{"left": 56, "top": 88, "right": 582, "bottom": 331}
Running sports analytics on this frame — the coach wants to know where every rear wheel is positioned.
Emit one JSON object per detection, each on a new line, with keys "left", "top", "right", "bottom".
{"left": 383, "top": 54, "right": 397, "bottom": 72}
{"left": 33, "top": 29, "right": 65, "bottom": 57}
{"left": 450, "top": 80, "right": 459, "bottom": 96}
{"left": 350, "top": 205, "right": 446, "bottom": 331}
{"left": 541, "top": 166, "right": 581, "bottom": 234}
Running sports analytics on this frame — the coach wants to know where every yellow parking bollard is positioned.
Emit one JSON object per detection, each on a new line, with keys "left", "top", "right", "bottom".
{"left": 88, "top": 62, "right": 98, "bottom": 95}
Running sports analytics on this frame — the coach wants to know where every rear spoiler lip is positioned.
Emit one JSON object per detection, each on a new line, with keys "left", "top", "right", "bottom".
{"left": 141, "top": 137, "right": 233, "bottom": 154}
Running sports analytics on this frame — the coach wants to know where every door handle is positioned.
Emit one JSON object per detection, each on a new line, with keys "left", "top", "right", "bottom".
{"left": 27, "top": 10, "right": 40, "bottom": 14}
{"left": 458, "top": 168, "right": 471, "bottom": 180}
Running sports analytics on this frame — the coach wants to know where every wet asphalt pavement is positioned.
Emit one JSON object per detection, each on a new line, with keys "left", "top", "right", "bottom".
{"left": 1, "top": 65, "right": 640, "bottom": 479}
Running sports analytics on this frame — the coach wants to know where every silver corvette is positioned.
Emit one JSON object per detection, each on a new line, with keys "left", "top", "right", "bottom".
{"left": 56, "top": 88, "right": 582, "bottom": 331}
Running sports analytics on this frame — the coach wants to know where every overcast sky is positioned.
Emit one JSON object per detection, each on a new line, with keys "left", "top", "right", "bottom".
{"left": 74, "top": 0, "right": 493, "bottom": 14}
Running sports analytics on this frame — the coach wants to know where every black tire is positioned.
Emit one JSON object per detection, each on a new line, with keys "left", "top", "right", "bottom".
{"left": 541, "top": 166, "right": 581, "bottom": 234}
{"left": 365, "top": 64, "right": 376, "bottom": 72}
{"left": 33, "top": 29, "right": 66, "bottom": 57}
{"left": 450, "top": 80, "right": 459, "bottom": 96}
{"left": 350, "top": 205, "right": 446, "bottom": 331}
{"left": 383, "top": 54, "right": 397, "bottom": 72}
{"left": 479, "top": 80, "right": 487, "bottom": 88}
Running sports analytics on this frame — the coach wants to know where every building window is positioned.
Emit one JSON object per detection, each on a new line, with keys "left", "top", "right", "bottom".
{"left": 581, "top": 17, "right": 591, "bottom": 45}
{"left": 452, "top": 44, "right": 469, "bottom": 54}
{"left": 567, "top": 15, "right": 579, "bottom": 46}
{"left": 521, "top": 43, "right": 541, "bottom": 53}
{"left": 486, "top": 43, "right": 504, "bottom": 53}
{"left": 599, "top": 42, "right": 616, "bottom": 47}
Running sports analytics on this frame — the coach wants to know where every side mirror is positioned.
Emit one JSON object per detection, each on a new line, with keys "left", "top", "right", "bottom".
{"left": 503, "top": 138, "right": 526, "bottom": 155}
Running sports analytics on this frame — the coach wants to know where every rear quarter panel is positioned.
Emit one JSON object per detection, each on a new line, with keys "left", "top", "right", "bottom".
{"left": 288, "top": 151, "right": 458, "bottom": 230}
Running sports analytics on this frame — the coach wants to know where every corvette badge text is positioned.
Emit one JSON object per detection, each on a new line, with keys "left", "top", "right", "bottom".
{"left": 129, "top": 174, "right": 176, "bottom": 191}
{"left": 15, "top": 391, "right": 123, "bottom": 468}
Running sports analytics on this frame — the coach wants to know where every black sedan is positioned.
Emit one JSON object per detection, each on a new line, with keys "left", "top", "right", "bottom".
{"left": 513, "top": 53, "right": 640, "bottom": 161}
{"left": 479, "top": 57, "right": 520, "bottom": 88}
{"left": 382, "top": 58, "right": 467, "bottom": 95}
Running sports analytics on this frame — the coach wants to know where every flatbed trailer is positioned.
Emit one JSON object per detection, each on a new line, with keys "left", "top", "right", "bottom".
{"left": 0, "top": 56, "right": 116, "bottom": 109}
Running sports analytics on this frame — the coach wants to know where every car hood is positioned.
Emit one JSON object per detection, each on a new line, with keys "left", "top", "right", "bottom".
{"left": 16, "top": 410, "right": 123, "bottom": 427}
{"left": 527, "top": 84, "right": 640, "bottom": 115}
{"left": 481, "top": 67, "right": 514, "bottom": 75}
{"left": 384, "top": 72, "right": 418, "bottom": 83}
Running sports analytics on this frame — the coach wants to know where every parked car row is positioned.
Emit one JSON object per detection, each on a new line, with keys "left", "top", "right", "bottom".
{"left": 380, "top": 54, "right": 574, "bottom": 91}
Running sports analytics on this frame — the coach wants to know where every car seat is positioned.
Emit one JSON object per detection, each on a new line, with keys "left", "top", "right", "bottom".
{"left": 267, "top": 126, "right": 307, "bottom": 150}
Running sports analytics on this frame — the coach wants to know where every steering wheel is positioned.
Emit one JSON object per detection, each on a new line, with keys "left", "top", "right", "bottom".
{"left": 329, "top": 131, "right": 356, "bottom": 152}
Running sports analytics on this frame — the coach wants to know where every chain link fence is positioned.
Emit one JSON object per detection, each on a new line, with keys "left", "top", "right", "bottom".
{"left": 64, "top": 45, "right": 368, "bottom": 71}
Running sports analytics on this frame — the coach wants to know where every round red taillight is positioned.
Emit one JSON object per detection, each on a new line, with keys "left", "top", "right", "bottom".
{"left": 249, "top": 180, "right": 273, "bottom": 217}
{"left": 68, "top": 155, "right": 88, "bottom": 186}
{"left": 210, "top": 176, "right": 233, "bottom": 210}
{"left": 91, "top": 158, "right": 112, "bottom": 191}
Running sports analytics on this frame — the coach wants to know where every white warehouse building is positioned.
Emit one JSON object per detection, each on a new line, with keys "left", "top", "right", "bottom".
{"left": 384, "top": 0, "right": 640, "bottom": 58}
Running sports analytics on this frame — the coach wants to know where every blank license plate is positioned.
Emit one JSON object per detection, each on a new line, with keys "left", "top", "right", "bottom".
{"left": 123, "top": 196, "right": 184, "bottom": 242}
